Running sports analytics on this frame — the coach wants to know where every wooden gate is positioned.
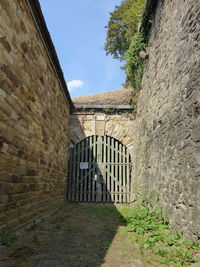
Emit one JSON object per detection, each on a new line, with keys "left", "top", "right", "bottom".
{"left": 67, "top": 135, "right": 132, "bottom": 203}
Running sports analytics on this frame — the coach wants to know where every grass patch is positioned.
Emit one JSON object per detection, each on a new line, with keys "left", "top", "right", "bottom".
{"left": 53, "top": 215, "right": 67, "bottom": 223}
{"left": 27, "top": 220, "right": 39, "bottom": 231}
{"left": 9, "top": 246, "right": 38, "bottom": 260}
{"left": 118, "top": 203, "right": 200, "bottom": 266}
{"left": 53, "top": 223, "right": 61, "bottom": 231}
{"left": 0, "top": 227, "right": 16, "bottom": 247}
{"left": 102, "top": 241, "right": 112, "bottom": 249}
{"left": 83, "top": 205, "right": 124, "bottom": 221}
{"left": 1, "top": 204, "right": 199, "bottom": 267}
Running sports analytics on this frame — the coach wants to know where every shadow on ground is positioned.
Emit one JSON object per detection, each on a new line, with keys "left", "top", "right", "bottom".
{"left": 0, "top": 203, "right": 145, "bottom": 267}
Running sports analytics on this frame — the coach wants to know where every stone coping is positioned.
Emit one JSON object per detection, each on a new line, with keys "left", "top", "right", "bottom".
{"left": 74, "top": 104, "right": 133, "bottom": 110}
{"left": 72, "top": 89, "right": 135, "bottom": 106}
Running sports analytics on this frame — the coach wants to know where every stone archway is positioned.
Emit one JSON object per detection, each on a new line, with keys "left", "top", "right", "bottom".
{"left": 70, "top": 111, "right": 134, "bottom": 155}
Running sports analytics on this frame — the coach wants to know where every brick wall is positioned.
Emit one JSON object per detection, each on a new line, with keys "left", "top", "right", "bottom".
{"left": 0, "top": 0, "right": 71, "bottom": 231}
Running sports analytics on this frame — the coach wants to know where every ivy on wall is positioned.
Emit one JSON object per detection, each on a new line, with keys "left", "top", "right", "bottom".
{"left": 123, "top": 33, "right": 145, "bottom": 91}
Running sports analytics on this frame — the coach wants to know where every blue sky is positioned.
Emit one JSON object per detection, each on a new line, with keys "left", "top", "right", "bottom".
{"left": 39, "top": 0, "right": 125, "bottom": 98}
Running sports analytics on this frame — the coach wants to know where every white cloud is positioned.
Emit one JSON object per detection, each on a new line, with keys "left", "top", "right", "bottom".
{"left": 67, "top": 80, "right": 84, "bottom": 92}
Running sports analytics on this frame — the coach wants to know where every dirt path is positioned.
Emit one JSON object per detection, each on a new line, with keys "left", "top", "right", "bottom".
{"left": 0, "top": 204, "right": 154, "bottom": 267}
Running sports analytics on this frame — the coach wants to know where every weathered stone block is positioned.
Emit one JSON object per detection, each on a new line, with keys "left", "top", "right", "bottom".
{"left": 0, "top": 36, "right": 11, "bottom": 53}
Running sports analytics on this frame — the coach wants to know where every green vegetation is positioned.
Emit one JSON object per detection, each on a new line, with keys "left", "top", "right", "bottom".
{"left": 1, "top": 204, "right": 199, "bottom": 266}
{"left": 27, "top": 220, "right": 39, "bottom": 231}
{"left": 105, "top": 0, "right": 156, "bottom": 91}
{"left": 0, "top": 227, "right": 16, "bottom": 246}
{"left": 83, "top": 205, "right": 123, "bottom": 219}
{"left": 120, "top": 204, "right": 200, "bottom": 266}
{"left": 123, "top": 33, "right": 145, "bottom": 91}
{"left": 9, "top": 246, "right": 38, "bottom": 262}
{"left": 104, "top": 0, "right": 145, "bottom": 61}
{"left": 103, "top": 241, "right": 112, "bottom": 249}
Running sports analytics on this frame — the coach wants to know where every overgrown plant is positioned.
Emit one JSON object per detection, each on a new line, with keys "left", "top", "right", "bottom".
{"left": 27, "top": 220, "right": 39, "bottom": 231}
{"left": 123, "top": 204, "right": 200, "bottom": 266}
{"left": 104, "top": 0, "right": 145, "bottom": 60}
{"left": 103, "top": 107, "right": 118, "bottom": 114}
{"left": 123, "top": 33, "right": 145, "bottom": 90}
{"left": 105, "top": 0, "right": 158, "bottom": 91}
{"left": 0, "top": 227, "right": 16, "bottom": 247}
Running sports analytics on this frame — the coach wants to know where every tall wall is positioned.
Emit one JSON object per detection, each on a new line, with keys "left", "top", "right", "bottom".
{"left": 133, "top": 0, "right": 200, "bottom": 238}
{"left": 0, "top": 0, "right": 71, "bottom": 231}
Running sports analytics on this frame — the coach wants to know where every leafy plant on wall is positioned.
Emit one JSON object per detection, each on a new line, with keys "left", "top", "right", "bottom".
{"left": 104, "top": 0, "right": 145, "bottom": 61}
{"left": 104, "top": 0, "right": 156, "bottom": 91}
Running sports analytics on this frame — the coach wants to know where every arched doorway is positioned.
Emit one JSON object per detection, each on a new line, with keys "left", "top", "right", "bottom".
{"left": 67, "top": 135, "right": 132, "bottom": 203}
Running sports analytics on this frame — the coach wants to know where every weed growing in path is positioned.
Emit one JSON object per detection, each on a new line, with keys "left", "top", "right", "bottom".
{"left": 103, "top": 241, "right": 112, "bottom": 249}
{"left": 27, "top": 220, "right": 39, "bottom": 231}
{"left": 0, "top": 227, "right": 16, "bottom": 246}
{"left": 119, "top": 204, "right": 200, "bottom": 266}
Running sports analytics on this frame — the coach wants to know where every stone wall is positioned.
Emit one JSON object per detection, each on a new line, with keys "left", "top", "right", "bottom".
{"left": 70, "top": 111, "right": 135, "bottom": 156}
{"left": 0, "top": 0, "right": 71, "bottom": 231}
{"left": 133, "top": 0, "right": 200, "bottom": 238}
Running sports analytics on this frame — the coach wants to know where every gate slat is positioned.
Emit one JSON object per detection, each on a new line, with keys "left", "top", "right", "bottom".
{"left": 88, "top": 136, "right": 92, "bottom": 202}
{"left": 79, "top": 140, "right": 84, "bottom": 202}
{"left": 122, "top": 144, "right": 126, "bottom": 203}
{"left": 105, "top": 138, "right": 108, "bottom": 202}
{"left": 107, "top": 137, "right": 111, "bottom": 202}
{"left": 114, "top": 140, "right": 116, "bottom": 203}
{"left": 119, "top": 143, "right": 122, "bottom": 203}
{"left": 76, "top": 142, "right": 80, "bottom": 202}
{"left": 127, "top": 153, "right": 130, "bottom": 203}
{"left": 71, "top": 147, "right": 76, "bottom": 201}
{"left": 92, "top": 136, "right": 96, "bottom": 202}
{"left": 125, "top": 148, "right": 127, "bottom": 203}
{"left": 68, "top": 150, "right": 72, "bottom": 201}
{"left": 110, "top": 138, "right": 114, "bottom": 202}
{"left": 103, "top": 136, "right": 106, "bottom": 202}
{"left": 125, "top": 149, "right": 129, "bottom": 203}
{"left": 115, "top": 140, "right": 119, "bottom": 203}
{"left": 113, "top": 138, "right": 116, "bottom": 202}
{"left": 96, "top": 136, "right": 101, "bottom": 202}
{"left": 84, "top": 137, "right": 88, "bottom": 202}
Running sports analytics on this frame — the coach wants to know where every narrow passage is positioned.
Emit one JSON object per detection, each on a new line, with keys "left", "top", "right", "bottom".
{"left": 0, "top": 204, "right": 148, "bottom": 267}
